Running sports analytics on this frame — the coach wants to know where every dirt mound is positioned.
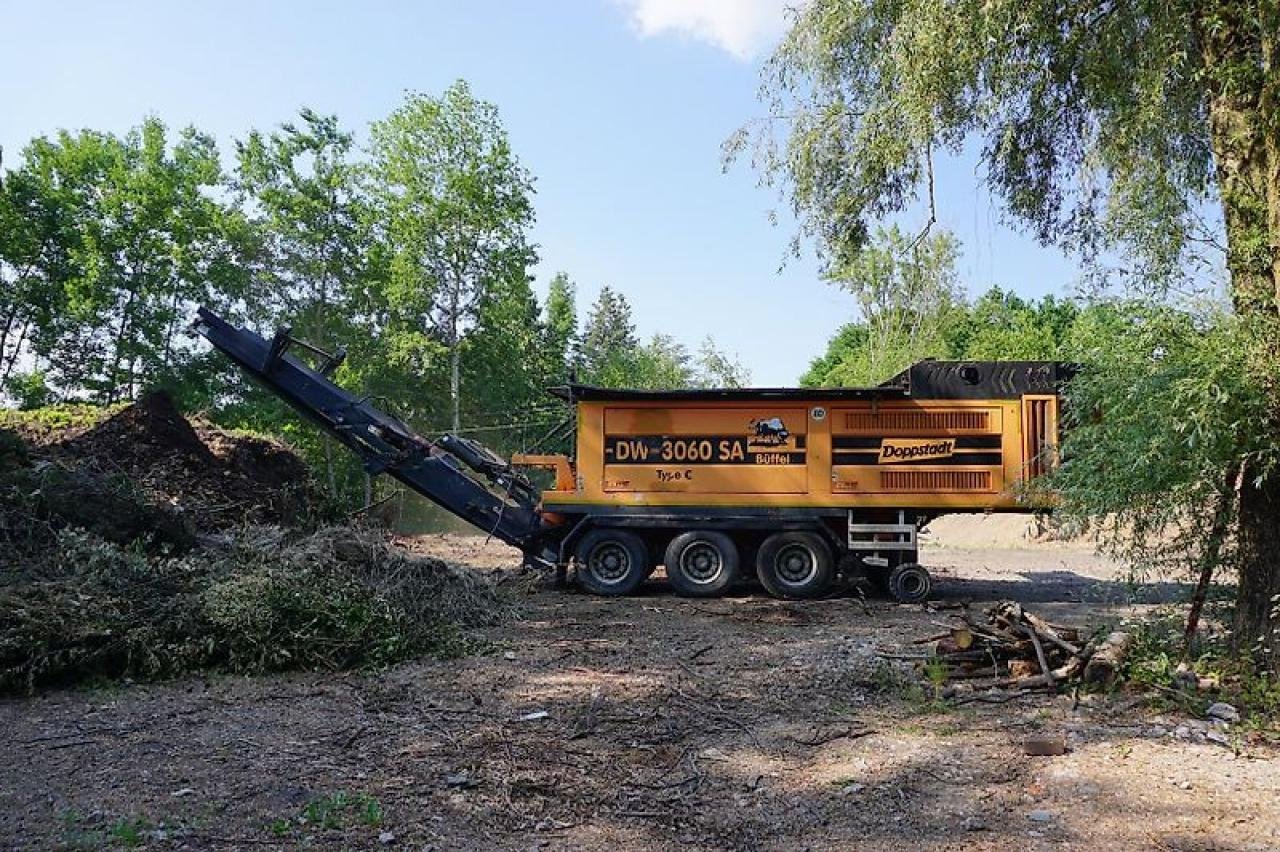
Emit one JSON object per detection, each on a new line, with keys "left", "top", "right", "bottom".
{"left": 54, "top": 392, "right": 315, "bottom": 530}
{"left": 202, "top": 428, "right": 311, "bottom": 494}
{"left": 65, "top": 390, "right": 218, "bottom": 467}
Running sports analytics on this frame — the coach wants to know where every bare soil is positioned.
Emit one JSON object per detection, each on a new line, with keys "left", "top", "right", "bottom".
{"left": 2, "top": 529, "right": 1277, "bottom": 851}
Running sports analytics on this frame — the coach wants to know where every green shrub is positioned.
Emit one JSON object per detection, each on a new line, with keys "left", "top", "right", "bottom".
{"left": 0, "top": 403, "right": 118, "bottom": 438}
{"left": 1125, "top": 608, "right": 1280, "bottom": 732}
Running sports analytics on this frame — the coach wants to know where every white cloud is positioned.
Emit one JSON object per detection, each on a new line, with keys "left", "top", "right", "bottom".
{"left": 620, "top": 0, "right": 791, "bottom": 60}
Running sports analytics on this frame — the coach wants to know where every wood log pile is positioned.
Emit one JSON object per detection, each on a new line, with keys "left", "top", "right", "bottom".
{"left": 915, "top": 601, "right": 1132, "bottom": 700}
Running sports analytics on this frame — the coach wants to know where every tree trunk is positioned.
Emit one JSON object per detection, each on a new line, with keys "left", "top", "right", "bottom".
{"left": 106, "top": 288, "right": 139, "bottom": 404}
{"left": 1198, "top": 1, "right": 1277, "bottom": 313}
{"left": 1198, "top": 1, "right": 1280, "bottom": 670}
{"left": 0, "top": 310, "right": 28, "bottom": 385}
{"left": 449, "top": 284, "right": 461, "bottom": 433}
{"left": 1206, "top": 102, "right": 1274, "bottom": 313}
{"left": 324, "top": 439, "right": 337, "bottom": 501}
{"left": 1233, "top": 471, "right": 1280, "bottom": 665}
{"left": 1185, "top": 466, "right": 1240, "bottom": 650}
{"left": 0, "top": 303, "right": 16, "bottom": 376}
{"left": 1261, "top": 14, "right": 1280, "bottom": 306}
{"left": 161, "top": 289, "right": 182, "bottom": 371}
{"left": 450, "top": 340, "right": 461, "bottom": 433}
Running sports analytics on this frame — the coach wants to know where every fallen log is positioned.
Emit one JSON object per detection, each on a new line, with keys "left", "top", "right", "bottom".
{"left": 996, "top": 653, "right": 1088, "bottom": 690}
{"left": 1021, "top": 611, "right": 1081, "bottom": 657}
{"left": 1021, "top": 623, "right": 1056, "bottom": 686}
{"left": 1083, "top": 631, "right": 1133, "bottom": 687}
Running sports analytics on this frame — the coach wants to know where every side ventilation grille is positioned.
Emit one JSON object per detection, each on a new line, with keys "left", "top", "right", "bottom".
{"left": 880, "top": 470, "right": 992, "bottom": 492}
{"left": 845, "top": 410, "right": 990, "bottom": 433}
{"left": 1022, "top": 396, "right": 1058, "bottom": 480}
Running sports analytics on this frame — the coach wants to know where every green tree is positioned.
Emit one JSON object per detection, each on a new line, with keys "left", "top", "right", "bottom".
{"left": 693, "top": 337, "right": 751, "bottom": 388}
{"left": 579, "top": 286, "right": 639, "bottom": 387}
{"left": 1047, "top": 305, "right": 1277, "bottom": 631}
{"left": 0, "top": 149, "right": 75, "bottom": 398}
{"left": 234, "top": 109, "right": 371, "bottom": 498}
{"left": 730, "top": 0, "right": 1277, "bottom": 298}
{"left": 4, "top": 119, "right": 248, "bottom": 403}
{"left": 235, "top": 108, "right": 367, "bottom": 347}
{"left": 944, "top": 288, "right": 1080, "bottom": 361}
{"left": 735, "top": 0, "right": 1280, "bottom": 662}
{"left": 459, "top": 273, "right": 549, "bottom": 453}
{"left": 800, "top": 324, "right": 872, "bottom": 387}
{"left": 802, "top": 226, "right": 961, "bottom": 386}
{"left": 802, "top": 287, "right": 1084, "bottom": 386}
{"left": 578, "top": 286, "right": 749, "bottom": 390}
{"left": 630, "top": 334, "right": 694, "bottom": 389}
{"left": 541, "top": 272, "right": 579, "bottom": 384}
{"left": 368, "top": 81, "right": 537, "bottom": 432}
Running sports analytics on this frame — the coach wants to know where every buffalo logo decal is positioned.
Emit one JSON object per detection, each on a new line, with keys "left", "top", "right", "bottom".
{"left": 748, "top": 417, "right": 791, "bottom": 447}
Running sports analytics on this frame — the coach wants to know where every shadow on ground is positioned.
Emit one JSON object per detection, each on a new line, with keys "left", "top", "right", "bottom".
{"left": 630, "top": 571, "right": 1197, "bottom": 605}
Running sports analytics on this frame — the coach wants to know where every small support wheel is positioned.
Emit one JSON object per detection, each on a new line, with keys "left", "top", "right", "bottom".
{"left": 887, "top": 563, "right": 932, "bottom": 603}
{"left": 756, "top": 531, "right": 834, "bottom": 599}
{"left": 575, "top": 529, "right": 651, "bottom": 596}
{"left": 664, "top": 530, "right": 740, "bottom": 597}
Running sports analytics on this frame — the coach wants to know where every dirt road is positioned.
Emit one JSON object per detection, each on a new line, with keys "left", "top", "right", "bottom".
{"left": 2, "top": 528, "right": 1277, "bottom": 851}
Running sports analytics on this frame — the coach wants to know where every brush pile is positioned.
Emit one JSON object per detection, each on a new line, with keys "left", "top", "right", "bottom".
{"left": 0, "top": 523, "right": 518, "bottom": 694}
{"left": 0, "top": 395, "right": 518, "bottom": 694}
{"left": 918, "top": 601, "right": 1132, "bottom": 699}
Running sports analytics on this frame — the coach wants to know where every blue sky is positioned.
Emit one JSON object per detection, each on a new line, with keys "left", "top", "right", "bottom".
{"left": 1, "top": 0, "right": 1080, "bottom": 385}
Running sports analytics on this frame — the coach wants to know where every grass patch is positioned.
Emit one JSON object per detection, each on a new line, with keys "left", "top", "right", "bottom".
{"left": 108, "top": 816, "right": 150, "bottom": 848}
{"left": 58, "top": 810, "right": 104, "bottom": 851}
{"left": 262, "top": 791, "right": 385, "bottom": 838}
{"left": 57, "top": 810, "right": 155, "bottom": 850}
{"left": 862, "top": 658, "right": 957, "bottom": 715}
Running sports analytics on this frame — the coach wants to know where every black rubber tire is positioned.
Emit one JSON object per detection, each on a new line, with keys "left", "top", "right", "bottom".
{"left": 887, "top": 563, "right": 932, "bottom": 603}
{"left": 663, "top": 531, "right": 740, "bottom": 597}
{"left": 755, "top": 531, "right": 834, "bottom": 599}
{"left": 575, "top": 529, "right": 651, "bottom": 596}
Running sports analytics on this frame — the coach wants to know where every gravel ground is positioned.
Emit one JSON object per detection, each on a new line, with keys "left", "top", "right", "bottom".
{"left": 1, "top": 529, "right": 1277, "bottom": 851}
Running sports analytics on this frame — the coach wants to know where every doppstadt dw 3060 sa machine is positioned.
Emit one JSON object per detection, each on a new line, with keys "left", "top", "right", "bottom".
{"left": 195, "top": 307, "right": 1070, "bottom": 603}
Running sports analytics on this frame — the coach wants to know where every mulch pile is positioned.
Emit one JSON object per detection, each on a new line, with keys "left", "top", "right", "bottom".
{"left": 50, "top": 391, "right": 315, "bottom": 530}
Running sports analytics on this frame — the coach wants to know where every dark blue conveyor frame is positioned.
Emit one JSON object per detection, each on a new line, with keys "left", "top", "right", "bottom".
{"left": 193, "top": 307, "right": 557, "bottom": 567}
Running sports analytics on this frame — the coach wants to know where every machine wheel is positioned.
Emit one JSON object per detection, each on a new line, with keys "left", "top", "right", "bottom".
{"left": 756, "top": 531, "right": 834, "bottom": 599}
{"left": 887, "top": 563, "right": 932, "bottom": 603}
{"left": 664, "top": 531, "right": 740, "bottom": 597}
{"left": 575, "top": 529, "right": 651, "bottom": 596}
